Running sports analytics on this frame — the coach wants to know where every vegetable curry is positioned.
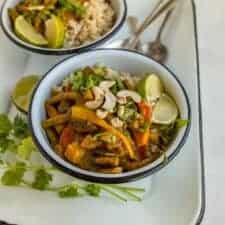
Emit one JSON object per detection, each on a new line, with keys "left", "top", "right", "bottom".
{"left": 42, "top": 65, "right": 187, "bottom": 174}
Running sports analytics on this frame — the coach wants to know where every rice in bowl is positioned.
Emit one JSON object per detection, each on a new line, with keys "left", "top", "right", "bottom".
{"left": 64, "top": 0, "right": 115, "bottom": 48}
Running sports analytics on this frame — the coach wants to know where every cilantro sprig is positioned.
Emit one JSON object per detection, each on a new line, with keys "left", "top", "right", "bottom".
{"left": 58, "top": 0, "right": 87, "bottom": 17}
{"left": 0, "top": 114, "right": 145, "bottom": 202}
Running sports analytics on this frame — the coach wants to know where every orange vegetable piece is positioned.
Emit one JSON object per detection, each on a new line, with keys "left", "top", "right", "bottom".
{"left": 64, "top": 143, "right": 85, "bottom": 165}
{"left": 138, "top": 101, "right": 152, "bottom": 121}
{"left": 59, "top": 126, "right": 75, "bottom": 149}
{"left": 133, "top": 127, "right": 150, "bottom": 147}
{"left": 71, "top": 106, "right": 135, "bottom": 159}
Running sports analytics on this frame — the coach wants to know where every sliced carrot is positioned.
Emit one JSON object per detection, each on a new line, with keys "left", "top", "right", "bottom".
{"left": 133, "top": 127, "right": 150, "bottom": 147}
{"left": 138, "top": 101, "right": 152, "bottom": 121}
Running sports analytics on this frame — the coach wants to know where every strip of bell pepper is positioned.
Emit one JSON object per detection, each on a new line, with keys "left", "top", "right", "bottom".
{"left": 71, "top": 106, "right": 135, "bottom": 160}
{"left": 59, "top": 126, "right": 75, "bottom": 149}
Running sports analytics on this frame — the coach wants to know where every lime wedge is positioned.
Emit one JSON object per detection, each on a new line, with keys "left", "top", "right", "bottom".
{"left": 12, "top": 75, "right": 40, "bottom": 113}
{"left": 45, "top": 15, "right": 65, "bottom": 48}
{"left": 152, "top": 94, "right": 178, "bottom": 125}
{"left": 15, "top": 16, "right": 48, "bottom": 46}
{"left": 137, "top": 74, "right": 164, "bottom": 101}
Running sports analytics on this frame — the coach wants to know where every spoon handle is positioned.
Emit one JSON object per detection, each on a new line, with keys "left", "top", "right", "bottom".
{"left": 156, "top": 8, "right": 174, "bottom": 41}
{"left": 127, "top": 0, "right": 177, "bottom": 49}
{"left": 127, "top": 16, "right": 140, "bottom": 33}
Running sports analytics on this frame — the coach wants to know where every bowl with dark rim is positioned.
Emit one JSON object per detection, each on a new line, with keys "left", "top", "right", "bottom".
{"left": 0, "top": 0, "right": 127, "bottom": 55}
{"left": 29, "top": 48, "right": 191, "bottom": 183}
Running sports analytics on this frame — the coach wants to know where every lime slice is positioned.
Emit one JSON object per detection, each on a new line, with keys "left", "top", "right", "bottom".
{"left": 45, "top": 15, "right": 65, "bottom": 48}
{"left": 137, "top": 74, "right": 164, "bottom": 101}
{"left": 15, "top": 16, "right": 48, "bottom": 46}
{"left": 152, "top": 94, "right": 178, "bottom": 125}
{"left": 12, "top": 75, "right": 40, "bottom": 113}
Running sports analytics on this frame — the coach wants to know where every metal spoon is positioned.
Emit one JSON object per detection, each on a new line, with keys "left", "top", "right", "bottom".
{"left": 105, "top": 16, "right": 139, "bottom": 49}
{"left": 107, "top": 0, "right": 175, "bottom": 49}
{"left": 121, "top": 16, "right": 140, "bottom": 47}
{"left": 147, "top": 8, "right": 174, "bottom": 63}
{"left": 126, "top": 0, "right": 176, "bottom": 49}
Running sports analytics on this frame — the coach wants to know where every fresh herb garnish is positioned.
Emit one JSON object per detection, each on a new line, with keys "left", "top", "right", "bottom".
{"left": 32, "top": 168, "right": 53, "bottom": 190}
{"left": 72, "top": 71, "right": 103, "bottom": 93}
{"left": 0, "top": 114, "right": 12, "bottom": 137}
{"left": 1, "top": 162, "right": 26, "bottom": 186}
{"left": 17, "top": 137, "right": 37, "bottom": 160}
{"left": 175, "top": 119, "right": 189, "bottom": 129}
{"left": 111, "top": 78, "right": 125, "bottom": 94}
{"left": 85, "top": 184, "right": 101, "bottom": 197}
{"left": 58, "top": 0, "right": 87, "bottom": 17}
{"left": 58, "top": 185, "right": 80, "bottom": 198}
{"left": 0, "top": 114, "right": 145, "bottom": 202}
{"left": 158, "top": 119, "right": 189, "bottom": 145}
{"left": 118, "top": 101, "right": 138, "bottom": 122}
{"left": 13, "top": 115, "right": 30, "bottom": 138}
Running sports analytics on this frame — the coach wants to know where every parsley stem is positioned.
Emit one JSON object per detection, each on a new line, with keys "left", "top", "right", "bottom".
{"left": 21, "top": 179, "right": 32, "bottom": 188}
{"left": 107, "top": 184, "right": 145, "bottom": 192}
{"left": 119, "top": 189, "right": 142, "bottom": 201}
{"left": 0, "top": 164, "right": 56, "bottom": 171}
{"left": 99, "top": 185, "right": 127, "bottom": 202}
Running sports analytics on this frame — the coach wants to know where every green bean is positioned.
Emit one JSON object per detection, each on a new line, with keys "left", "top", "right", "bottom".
{"left": 42, "top": 112, "right": 70, "bottom": 128}
{"left": 46, "top": 92, "right": 78, "bottom": 104}
{"left": 46, "top": 128, "right": 58, "bottom": 145}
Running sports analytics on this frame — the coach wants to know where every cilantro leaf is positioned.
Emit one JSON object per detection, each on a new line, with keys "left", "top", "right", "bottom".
{"left": 1, "top": 162, "right": 26, "bottom": 186}
{"left": 111, "top": 78, "right": 125, "bottom": 95}
{"left": 17, "top": 137, "right": 37, "bottom": 160}
{"left": 58, "top": 185, "right": 79, "bottom": 198}
{"left": 13, "top": 115, "right": 30, "bottom": 138}
{"left": 84, "top": 74, "right": 103, "bottom": 91}
{"left": 72, "top": 71, "right": 85, "bottom": 91}
{"left": 85, "top": 184, "right": 101, "bottom": 197}
{"left": 58, "top": 0, "right": 86, "bottom": 16}
{"left": 72, "top": 71, "right": 103, "bottom": 93}
{"left": 32, "top": 169, "right": 53, "bottom": 190}
{"left": 0, "top": 137, "right": 16, "bottom": 153}
{"left": 175, "top": 119, "right": 189, "bottom": 129}
{"left": 0, "top": 114, "right": 12, "bottom": 137}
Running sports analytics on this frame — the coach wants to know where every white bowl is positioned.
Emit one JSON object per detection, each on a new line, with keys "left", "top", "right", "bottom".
{"left": 29, "top": 49, "right": 191, "bottom": 183}
{"left": 0, "top": 0, "right": 127, "bottom": 55}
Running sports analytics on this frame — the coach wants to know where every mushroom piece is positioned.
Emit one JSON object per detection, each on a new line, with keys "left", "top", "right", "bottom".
{"left": 117, "top": 97, "right": 127, "bottom": 105}
{"left": 110, "top": 117, "right": 124, "bottom": 128}
{"left": 96, "top": 109, "right": 108, "bottom": 119}
{"left": 102, "top": 90, "right": 117, "bottom": 112}
{"left": 117, "top": 90, "right": 142, "bottom": 103}
{"left": 99, "top": 80, "right": 116, "bottom": 90}
{"left": 85, "top": 87, "right": 104, "bottom": 109}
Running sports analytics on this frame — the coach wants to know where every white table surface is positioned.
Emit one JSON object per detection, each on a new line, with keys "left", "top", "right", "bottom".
{"left": 195, "top": 0, "right": 225, "bottom": 224}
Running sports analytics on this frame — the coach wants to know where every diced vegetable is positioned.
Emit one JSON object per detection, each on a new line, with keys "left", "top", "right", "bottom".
{"left": 95, "top": 157, "right": 119, "bottom": 167}
{"left": 59, "top": 126, "right": 74, "bottom": 148}
{"left": 42, "top": 112, "right": 70, "bottom": 128}
{"left": 64, "top": 142, "right": 85, "bottom": 164}
{"left": 71, "top": 106, "right": 135, "bottom": 159}
{"left": 46, "top": 92, "right": 78, "bottom": 104}
{"left": 138, "top": 101, "right": 152, "bottom": 121}
{"left": 133, "top": 127, "right": 150, "bottom": 148}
